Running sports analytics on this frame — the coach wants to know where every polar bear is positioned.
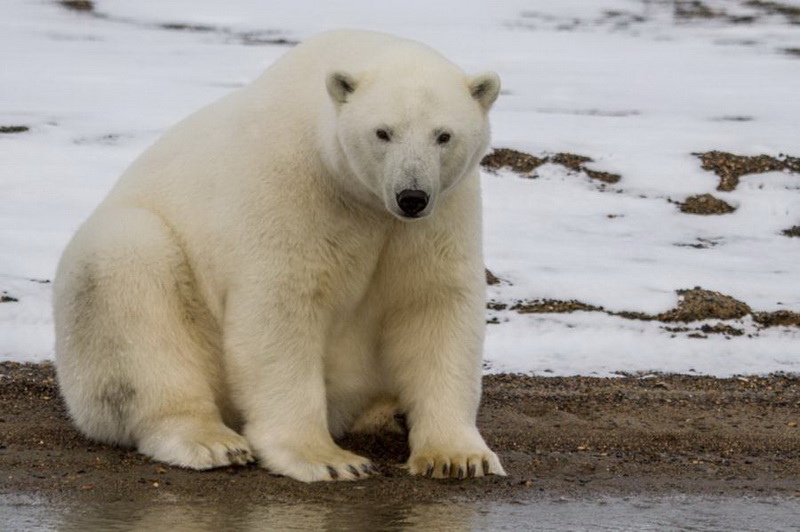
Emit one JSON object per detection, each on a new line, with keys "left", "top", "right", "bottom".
{"left": 53, "top": 30, "right": 505, "bottom": 482}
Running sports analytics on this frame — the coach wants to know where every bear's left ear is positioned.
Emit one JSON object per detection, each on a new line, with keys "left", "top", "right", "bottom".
{"left": 326, "top": 71, "right": 358, "bottom": 106}
{"left": 468, "top": 72, "right": 501, "bottom": 111}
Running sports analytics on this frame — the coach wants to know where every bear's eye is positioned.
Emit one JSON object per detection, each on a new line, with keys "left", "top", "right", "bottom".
{"left": 375, "top": 129, "right": 391, "bottom": 142}
{"left": 436, "top": 132, "right": 451, "bottom": 145}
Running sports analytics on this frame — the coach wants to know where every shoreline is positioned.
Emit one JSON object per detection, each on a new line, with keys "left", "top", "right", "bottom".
{"left": 1, "top": 362, "right": 798, "bottom": 504}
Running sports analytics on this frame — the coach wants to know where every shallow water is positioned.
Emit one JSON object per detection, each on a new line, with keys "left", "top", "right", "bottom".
{"left": 4, "top": 495, "right": 800, "bottom": 531}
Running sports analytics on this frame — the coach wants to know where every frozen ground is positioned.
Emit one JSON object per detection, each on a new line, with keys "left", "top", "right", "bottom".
{"left": 1, "top": 0, "right": 799, "bottom": 375}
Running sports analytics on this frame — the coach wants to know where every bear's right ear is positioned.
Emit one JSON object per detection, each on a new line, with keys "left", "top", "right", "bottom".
{"left": 326, "top": 71, "right": 357, "bottom": 106}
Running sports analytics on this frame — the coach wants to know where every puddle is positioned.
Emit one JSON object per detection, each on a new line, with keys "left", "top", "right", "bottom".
{"left": 4, "top": 495, "right": 800, "bottom": 531}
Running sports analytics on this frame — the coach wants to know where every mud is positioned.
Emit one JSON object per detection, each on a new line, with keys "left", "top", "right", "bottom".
{"left": 1, "top": 363, "right": 799, "bottom": 506}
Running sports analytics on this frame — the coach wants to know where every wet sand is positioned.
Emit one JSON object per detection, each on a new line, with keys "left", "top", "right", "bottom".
{"left": 1, "top": 362, "right": 798, "bottom": 504}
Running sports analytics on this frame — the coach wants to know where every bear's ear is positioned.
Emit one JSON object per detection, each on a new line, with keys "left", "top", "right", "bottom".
{"left": 326, "top": 71, "right": 357, "bottom": 106}
{"left": 468, "top": 72, "right": 501, "bottom": 111}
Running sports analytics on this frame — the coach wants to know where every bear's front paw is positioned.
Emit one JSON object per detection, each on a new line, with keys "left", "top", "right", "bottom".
{"left": 138, "top": 420, "right": 255, "bottom": 470}
{"left": 258, "top": 442, "right": 375, "bottom": 482}
{"left": 407, "top": 448, "right": 506, "bottom": 479}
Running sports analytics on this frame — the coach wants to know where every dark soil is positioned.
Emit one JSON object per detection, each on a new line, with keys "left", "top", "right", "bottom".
{"left": 745, "top": 0, "right": 800, "bottom": 23}
{"left": 678, "top": 193, "right": 737, "bottom": 215}
{"left": 583, "top": 168, "right": 621, "bottom": 184}
{"left": 675, "top": 0, "right": 726, "bottom": 21}
{"left": 498, "top": 288, "right": 800, "bottom": 337}
{"left": 51, "top": 1, "right": 298, "bottom": 47}
{"left": 481, "top": 148, "right": 799, "bottom": 199}
{"left": 2, "top": 362, "right": 799, "bottom": 505}
{"left": 0, "top": 126, "right": 30, "bottom": 134}
{"left": 159, "top": 23, "right": 218, "bottom": 32}
{"left": 674, "top": 0, "right": 800, "bottom": 24}
{"left": 675, "top": 0, "right": 762, "bottom": 23}
{"left": 714, "top": 115, "right": 755, "bottom": 122}
{"left": 485, "top": 269, "right": 502, "bottom": 286}
{"left": 549, "top": 153, "right": 592, "bottom": 171}
{"left": 58, "top": 0, "right": 94, "bottom": 13}
{"left": 694, "top": 151, "right": 800, "bottom": 192}
{"left": 512, "top": 299, "right": 604, "bottom": 315}
{"left": 481, "top": 148, "right": 621, "bottom": 184}
{"left": 1, "top": 291, "right": 18, "bottom": 303}
{"left": 753, "top": 310, "right": 800, "bottom": 328}
{"left": 674, "top": 237, "right": 722, "bottom": 249}
{"left": 481, "top": 148, "right": 546, "bottom": 176}
{"left": 659, "top": 287, "right": 751, "bottom": 322}
{"left": 698, "top": 323, "right": 745, "bottom": 336}
{"left": 783, "top": 225, "right": 800, "bottom": 238}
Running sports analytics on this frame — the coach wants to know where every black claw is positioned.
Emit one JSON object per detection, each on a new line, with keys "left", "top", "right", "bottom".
{"left": 483, "top": 460, "right": 490, "bottom": 475}
{"left": 361, "top": 464, "right": 372, "bottom": 475}
{"left": 468, "top": 463, "right": 477, "bottom": 478}
{"left": 348, "top": 465, "right": 361, "bottom": 478}
{"left": 227, "top": 449, "right": 250, "bottom": 465}
{"left": 442, "top": 463, "right": 449, "bottom": 477}
{"left": 457, "top": 466, "right": 465, "bottom": 480}
{"left": 425, "top": 464, "right": 434, "bottom": 477}
{"left": 327, "top": 466, "right": 339, "bottom": 480}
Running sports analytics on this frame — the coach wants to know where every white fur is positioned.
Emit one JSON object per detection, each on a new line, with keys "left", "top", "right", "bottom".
{"left": 53, "top": 30, "right": 505, "bottom": 482}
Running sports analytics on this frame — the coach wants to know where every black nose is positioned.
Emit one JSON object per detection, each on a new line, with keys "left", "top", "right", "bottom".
{"left": 396, "top": 189, "right": 429, "bottom": 216}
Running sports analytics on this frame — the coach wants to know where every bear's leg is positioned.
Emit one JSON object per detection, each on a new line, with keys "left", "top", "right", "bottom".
{"left": 222, "top": 292, "right": 374, "bottom": 482}
{"left": 381, "top": 288, "right": 506, "bottom": 479}
{"left": 54, "top": 208, "right": 253, "bottom": 469}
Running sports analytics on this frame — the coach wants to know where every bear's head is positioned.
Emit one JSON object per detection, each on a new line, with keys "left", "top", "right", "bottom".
{"left": 322, "top": 59, "right": 500, "bottom": 221}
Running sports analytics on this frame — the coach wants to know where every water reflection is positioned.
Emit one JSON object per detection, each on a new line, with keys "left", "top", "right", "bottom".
{"left": 4, "top": 495, "right": 800, "bottom": 531}
{"left": 57, "top": 500, "right": 483, "bottom": 532}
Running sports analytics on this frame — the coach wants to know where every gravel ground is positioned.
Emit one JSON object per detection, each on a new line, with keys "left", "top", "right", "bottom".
{"left": 1, "top": 362, "right": 798, "bottom": 505}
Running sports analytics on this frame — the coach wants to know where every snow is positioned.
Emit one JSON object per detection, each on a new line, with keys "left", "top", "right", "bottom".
{"left": 1, "top": 0, "right": 799, "bottom": 375}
